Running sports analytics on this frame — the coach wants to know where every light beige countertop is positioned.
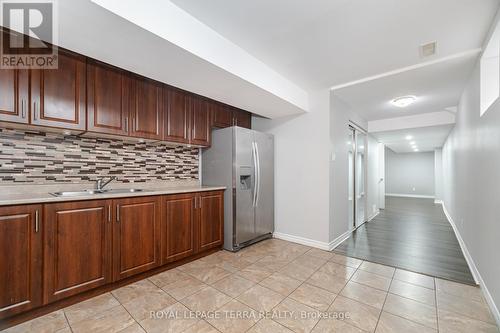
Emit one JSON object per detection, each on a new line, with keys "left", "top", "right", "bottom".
{"left": 0, "top": 182, "right": 226, "bottom": 206}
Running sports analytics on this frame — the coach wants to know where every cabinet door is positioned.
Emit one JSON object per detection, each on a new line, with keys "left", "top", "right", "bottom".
{"left": 234, "top": 110, "right": 251, "bottom": 129}
{"left": 161, "top": 193, "right": 196, "bottom": 264}
{"left": 0, "top": 205, "right": 42, "bottom": 319}
{"left": 43, "top": 200, "right": 112, "bottom": 303}
{"left": 198, "top": 191, "right": 224, "bottom": 252}
{"left": 212, "top": 104, "right": 233, "bottom": 128}
{"left": 113, "top": 197, "right": 161, "bottom": 280}
{"left": 164, "top": 89, "right": 190, "bottom": 144}
{"left": 0, "top": 69, "right": 29, "bottom": 124}
{"left": 87, "top": 62, "right": 130, "bottom": 135}
{"left": 130, "top": 78, "right": 163, "bottom": 140}
{"left": 190, "top": 97, "right": 211, "bottom": 146}
{"left": 31, "top": 51, "right": 86, "bottom": 130}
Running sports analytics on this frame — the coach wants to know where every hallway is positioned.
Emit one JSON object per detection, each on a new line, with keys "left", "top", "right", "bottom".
{"left": 335, "top": 197, "right": 475, "bottom": 285}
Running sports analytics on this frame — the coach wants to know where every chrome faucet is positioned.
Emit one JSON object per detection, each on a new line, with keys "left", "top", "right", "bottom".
{"left": 95, "top": 176, "right": 116, "bottom": 191}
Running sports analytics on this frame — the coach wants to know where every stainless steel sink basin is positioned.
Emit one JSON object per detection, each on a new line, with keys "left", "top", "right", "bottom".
{"left": 50, "top": 188, "right": 144, "bottom": 197}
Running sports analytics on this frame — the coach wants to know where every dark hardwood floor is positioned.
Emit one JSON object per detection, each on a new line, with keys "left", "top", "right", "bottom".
{"left": 334, "top": 197, "right": 475, "bottom": 285}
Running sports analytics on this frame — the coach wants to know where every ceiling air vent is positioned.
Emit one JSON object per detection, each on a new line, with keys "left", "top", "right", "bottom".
{"left": 420, "top": 41, "right": 437, "bottom": 58}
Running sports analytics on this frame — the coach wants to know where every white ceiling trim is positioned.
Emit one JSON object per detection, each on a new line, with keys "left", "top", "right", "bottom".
{"left": 368, "top": 111, "right": 456, "bottom": 133}
{"left": 330, "top": 48, "right": 481, "bottom": 91}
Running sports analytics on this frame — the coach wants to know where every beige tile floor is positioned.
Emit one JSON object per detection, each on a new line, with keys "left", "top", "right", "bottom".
{"left": 4, "top": 239, "right": 499, "bottom": 333}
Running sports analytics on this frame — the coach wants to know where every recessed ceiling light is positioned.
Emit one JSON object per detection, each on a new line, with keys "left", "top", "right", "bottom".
{"left": 405, "top": 135, "right": 413, "bottom": 140}
{"left": 409, "top": 141, "right": 416, "bottom": 145}
{"left": 414, "top": 149, "right": 419, "bottom": 152}
{"left": 391, "top": 96, "right": 417, "bottom": 108}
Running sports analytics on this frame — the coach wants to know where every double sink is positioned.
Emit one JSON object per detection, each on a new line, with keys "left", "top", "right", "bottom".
{"left": 50, "top": 188, "right": 144, "bottom": 197}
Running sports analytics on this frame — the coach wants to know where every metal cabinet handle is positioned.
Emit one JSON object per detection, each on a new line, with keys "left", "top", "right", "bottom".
{"left": 125, "top": 118, "right": 128, "bottom": 131}
{"left": 116, "top": 204, "right": 120, "bottom": 222}
{"left": 35, "top": 210, "right": 40, "bottom": 233}
{"left": 108, "top": 205, "right": 111, "bottom": 222}
{"left": 21, "top": 100, "right": 26, "bottom": 118}
{"left": 33, "top": 102, "right": 38, "bottom": 120}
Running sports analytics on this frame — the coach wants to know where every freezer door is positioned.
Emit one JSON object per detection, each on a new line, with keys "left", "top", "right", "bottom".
{"left": 234, "top": 127, "right": 256, "bottom": 245}
{"left": 254, "top": 131, "right": 274, "bottom": 236}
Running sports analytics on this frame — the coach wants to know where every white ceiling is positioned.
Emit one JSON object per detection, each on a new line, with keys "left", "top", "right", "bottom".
{"left": 373, "top": 125, "right": 454, "bottom": 153}
{"left": 48, "top": 0, "right": 499, "bottom": 120}
{"left": 172, "top": 0, "right": 499, "bottom": 91}
{"left": 333, "top": 53, "right": 477, "bottom": 121}
{"left": 52, "top": 0, "right": 308, "bottom": 119}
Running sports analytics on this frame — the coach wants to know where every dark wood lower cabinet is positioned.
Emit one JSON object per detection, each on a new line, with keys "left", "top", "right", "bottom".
{"left": 161, "top": 193, "right": 197, "bottom": 264}
{"left": 113, "top": 197, "right": 161, "bottom": 280}
{"left": 162, "top": 191, "right": 224, "bottom": 263}
{"left": 1, "top": 190, "right": 224, "bottom": 323}
{"left": 199, "top": 191, "right": 224, "bottom": 251}
{"left": 0, "top": 205, "right": 42, "bottom": 319}
{"left": 43, "top": 200, "right": 112, "bottom": 304}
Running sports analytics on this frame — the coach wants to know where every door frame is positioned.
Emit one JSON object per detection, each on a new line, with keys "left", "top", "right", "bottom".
{"left": 349, "top": 122, "right": 368, "bottom": 230}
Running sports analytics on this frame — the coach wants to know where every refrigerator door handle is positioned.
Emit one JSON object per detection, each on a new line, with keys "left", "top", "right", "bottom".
{"left": 251, "top": 141, "right": 258, "bottom": 207}
{"left": 255, "top": 141, "right": 261, "bottom": 207}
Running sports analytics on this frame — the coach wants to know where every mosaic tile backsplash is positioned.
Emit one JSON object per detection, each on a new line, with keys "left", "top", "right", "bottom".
{"left": 0, "top": 128, "right": 199, "bottom": 184}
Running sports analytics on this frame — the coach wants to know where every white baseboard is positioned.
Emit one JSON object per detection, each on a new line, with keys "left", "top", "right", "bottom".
{"left": 273, "top": 232, "right": 331, "bottom": 251}
{"left": 434, "top": 199, "right": 443, "bottom": 204}
{"left": 441, "top": 203, "right": 500, "bottom": 327}
{"left": 273, "top": 229, "right": 354, "bottom": 252}
{"left": 367, "top": 210, "right": 380, "bottom": 222}
{"left": 328, "top": 229, "right": 352, "bottom": 251}
{"left": 386, "top": 193, "right": 435, "bottom": 199}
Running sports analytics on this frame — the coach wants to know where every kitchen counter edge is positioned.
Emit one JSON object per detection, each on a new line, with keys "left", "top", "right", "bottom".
{"left": 0, "top": 186, "right": 227, "bottom": 207}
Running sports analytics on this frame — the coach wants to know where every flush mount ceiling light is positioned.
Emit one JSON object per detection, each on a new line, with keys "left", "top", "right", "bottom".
{"left": 405, "top": 135, "right": 413, "bottom": 140}
{"left": 391, "top": 95, "right": 417, "bottom": 108}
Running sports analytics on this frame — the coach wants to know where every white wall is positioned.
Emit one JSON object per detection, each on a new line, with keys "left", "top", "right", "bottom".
{"left": 252, "top": 90, "right": 331, "bottom": 246}
{"left": 434, "top": 149, "right": 444, "bottom": 203}
{"left": 253, "top": 90, "right": 374, "bottom": 250}
{"left": 329, "top": 93, "right": 368, "bottom": 242}
{"left": 378, "top": 143, "right": 386, "bottom": 209}
{"left": 385, "top": 149, "right": 435, "bottom": 197}
{"left": 442, "top": 61, "right": 500, "bottom": 324}
{"left": 366, "top": 135, "right": 381, "bottom": 220}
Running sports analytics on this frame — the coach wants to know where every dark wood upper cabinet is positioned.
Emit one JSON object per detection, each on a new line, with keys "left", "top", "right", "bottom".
{"left": 87, "top": 62, "right": 130, "bottom": 136}
{"left": 161, "top": 193, "right": 197, "bottom": 264}
{"left": 212, "top": 103, "right": 233, "bottom": 128}
{"left": 130, "top": 77, "right": 163, "bottom": 140}
{"left": 0, "top": 69, "right": 29, "bottom": 124}
{"left": 43, "top": 200, "right": 112, "bottom": 303}
{"left": 113, "top": 196, "right": 161, "bottom": 281}
{"left": 190, "top": 97, "right": 211, "bottom": 146}
{"left": 164, "top": 88, "right": 190, "bottom": 144}
{"left": 212, "top": 103, "right": 252, "bottom": 129}
{"left": 234, "top": 109, "right": 252, "bottom": 129}
{"left": 198, "top": 191, "right": 224, "bottom": 252}
{"left": 0, "top": 205, "right": 42, "bottom": 319}
{"left": 31, "top": 51, "right": 86, "bottom": 130}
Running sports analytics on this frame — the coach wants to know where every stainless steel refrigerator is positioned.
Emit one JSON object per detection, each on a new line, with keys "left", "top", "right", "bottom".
{"left": 202, "top": 126, "right": 274, "bottom": 251}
